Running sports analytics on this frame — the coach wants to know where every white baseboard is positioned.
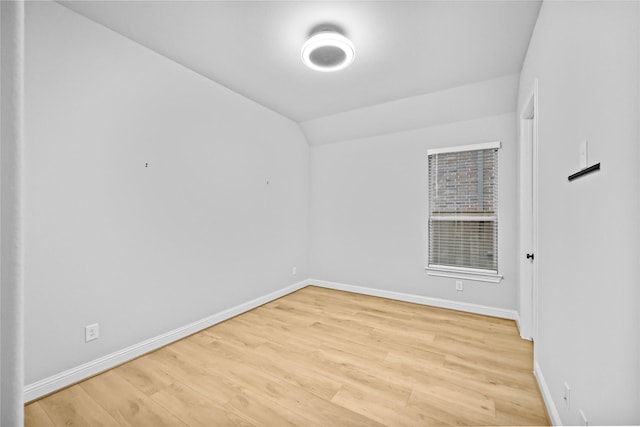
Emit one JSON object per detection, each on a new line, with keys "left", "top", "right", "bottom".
{"left": 25, "top": 277, "right": 522, "bottom": 402}
{"left": 514, "top": 312, "right": 533, "bottom": 341}
{"left": 534, "top": 360, "right": 562, "bottom": 426}
{"left": 24, "top": 279, "right": 308, "bottom": 403}
{"left": 309, "top": 279, "right": 519, "bottom": 320}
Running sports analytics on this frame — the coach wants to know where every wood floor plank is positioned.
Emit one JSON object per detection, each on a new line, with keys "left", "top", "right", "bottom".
{"left": 386, "top": 351, "right": 540, "bottom": 407}
{"left": 331, "top": 385, "right": 433, "bottom": 427}
{"left": 150, "top": 339, "right": 316, "bottom": 426}
{"left": 222, "top": 385, "right": 322, "bottom": 427}
{"left": 25, "top": 285, "right": 549, "bottom": 426}
{"left": 219, "top": 360, "right": 384, "bottom": 427}
{"left": 408, "top": 388, "right": 501, "bottom": 426}
{"left": 198, "top": 332, "right": 342, "bottom": 400}
{"left": 24, "top": 402, "right": 55, "bottom": 427}
{"left": 169, "top": 338, "right": 384, "bottom": 427}
{"left": 37, "top": 384, "right": 120, "bottom": 427}
{"left": 494, "top": 399, "right": 551, "bottom": 426}
{"left": 145, "top": 346, "right": 239, "bottom": 405}
{"left": 150, "top": 381, "right": 255, "bottom": 427}
{"left": 80, "top": 370, "right": 187, "bottom": 427}
{"left": 411, "top": 381, "right": 497, "bottom": 418}
{"left": 254, "top": 334, "right": 417, "bottom": 405}
{"left": 114, "top": 356, "right": 173, "bottom": 396}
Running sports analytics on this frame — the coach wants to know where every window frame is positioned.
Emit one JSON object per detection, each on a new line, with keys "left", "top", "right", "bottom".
{"left": 425, "top": 141, "right": 503, "bottom": 284}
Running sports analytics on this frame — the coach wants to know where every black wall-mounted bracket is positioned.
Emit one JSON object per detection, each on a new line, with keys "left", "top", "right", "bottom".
{"left": 568, "top": 163, "right": 600, "bottom": 182}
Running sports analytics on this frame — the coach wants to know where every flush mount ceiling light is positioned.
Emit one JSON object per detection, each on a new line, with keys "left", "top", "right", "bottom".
{"left": 301, "top": 31, "right": 355, "bottom": 72}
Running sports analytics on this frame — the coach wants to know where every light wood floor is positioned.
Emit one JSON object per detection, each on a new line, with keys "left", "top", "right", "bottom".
{"left": 25, "top": 286, "right": 549, "bottom": 426}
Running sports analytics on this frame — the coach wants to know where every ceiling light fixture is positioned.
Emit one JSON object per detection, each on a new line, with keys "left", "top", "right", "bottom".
{"left": 301, "top": 31, "right": 355, "bottom": 72}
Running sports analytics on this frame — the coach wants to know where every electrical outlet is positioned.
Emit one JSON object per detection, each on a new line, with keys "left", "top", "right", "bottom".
{"left": 85, "top": 323, "right": 99, "bottom": 342}
{"left": 455, "top": 280, "right": 463, "bottom": 292}
{"left": 292, "top": 266, "right": 297, "bottom": 276}
{"left": 579, "top": 410, "right": 588, "bottom": 426}
{"left": 563, "top": 382, "right": 571, "bottom": 409}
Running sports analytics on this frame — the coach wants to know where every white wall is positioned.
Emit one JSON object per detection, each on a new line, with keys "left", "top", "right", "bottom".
{"left": 24, "top": 1, "right": 309, "bottom": 385}
{"left": 310, "top": 110, "right": 518, "bottom": 310}
{"left": 301, "top": 74, "right": 519, "bottom": 146}
{"left": 518, "top": 1, "right": 640, "bottom": 424}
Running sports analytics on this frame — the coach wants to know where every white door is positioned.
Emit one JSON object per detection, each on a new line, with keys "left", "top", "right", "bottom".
{"left": 519, "top": 81, "right": 538, "bottom": 343}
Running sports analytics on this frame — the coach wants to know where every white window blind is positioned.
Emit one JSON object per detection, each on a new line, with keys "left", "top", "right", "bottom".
{"left": 428, "top": 142, "right": 499, "bottom": 274}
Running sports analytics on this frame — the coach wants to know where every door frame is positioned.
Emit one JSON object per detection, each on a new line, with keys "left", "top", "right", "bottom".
{"left": 518, "top": 79, "right": 539, "bottom": 346}
{"left": 1, "top": 1, "right": 26, "bottom": 424}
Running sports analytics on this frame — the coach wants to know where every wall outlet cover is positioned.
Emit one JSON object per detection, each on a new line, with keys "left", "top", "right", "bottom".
{"left": 563, "top": 382, "right": 571, "bottom": 409}
{"left": 85, "top": 323, "right": 99, "bottom": 342}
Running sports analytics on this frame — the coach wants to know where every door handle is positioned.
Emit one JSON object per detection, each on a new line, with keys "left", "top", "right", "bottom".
{"left": 526, "top": 253, "right": 534, "bottom": 260}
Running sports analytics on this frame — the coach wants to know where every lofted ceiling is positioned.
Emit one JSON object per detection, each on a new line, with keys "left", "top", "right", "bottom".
{"left": 59, "top": 1, "right": 541, "bottom": 123}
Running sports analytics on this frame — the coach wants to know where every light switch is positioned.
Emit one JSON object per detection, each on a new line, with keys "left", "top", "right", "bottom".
{"left": 579, "top": 140, "right": 588, "bottom": 169}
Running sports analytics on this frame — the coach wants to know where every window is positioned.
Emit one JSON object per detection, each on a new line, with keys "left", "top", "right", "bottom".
{"left": 426, "top": 141, "right": 502, "bottom": 283}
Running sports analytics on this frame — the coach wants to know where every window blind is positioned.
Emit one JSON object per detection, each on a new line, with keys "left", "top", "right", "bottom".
{"left": 428, "top": 144, "right": 499, "bottom": 273}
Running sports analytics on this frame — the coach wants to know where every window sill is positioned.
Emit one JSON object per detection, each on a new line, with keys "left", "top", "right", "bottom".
{"left": 425, "top": 266, "right": 503, "bottom": 283}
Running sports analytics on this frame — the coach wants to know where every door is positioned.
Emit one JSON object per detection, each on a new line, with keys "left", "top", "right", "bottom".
{"left": 519, "top": 80, "right": 538, "bottom": 344}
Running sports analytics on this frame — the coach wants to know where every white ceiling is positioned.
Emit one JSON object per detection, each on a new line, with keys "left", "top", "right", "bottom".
{"left": 59, "top": 1, "right": 541, "bottom": 123}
